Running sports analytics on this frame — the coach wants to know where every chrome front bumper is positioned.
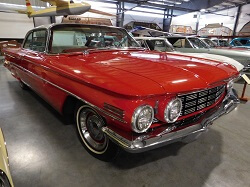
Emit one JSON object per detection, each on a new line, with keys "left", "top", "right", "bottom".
{"left": 102, "top": 88, "right": 240, "bottom": 153}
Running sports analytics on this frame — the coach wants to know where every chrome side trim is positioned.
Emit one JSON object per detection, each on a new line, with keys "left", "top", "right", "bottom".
{"left": 102, "top": 88, "right": 239, "bottom": 153}
{"left": 10, "top": 62, "right": 127, "bottom": 124}
{"left": 103, "top": 103, "right": 125, "bottom": 118}
{"left": 5, "top": 54, "right": 16, "bottom": 59}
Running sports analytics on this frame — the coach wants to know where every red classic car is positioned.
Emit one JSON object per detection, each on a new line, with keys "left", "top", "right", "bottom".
{"left": 4, "top": 24, "right": 240, "bottom": 161}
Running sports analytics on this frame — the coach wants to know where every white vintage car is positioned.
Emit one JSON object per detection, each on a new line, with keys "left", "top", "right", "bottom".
{"left": 166, "top": 36, "right": 250, "bottom": 70}
{"left": 135, "top": 37, "right": 244, "bottom": 72}
{"left": 0, "top": 128, "right": 13, "bottom": 186}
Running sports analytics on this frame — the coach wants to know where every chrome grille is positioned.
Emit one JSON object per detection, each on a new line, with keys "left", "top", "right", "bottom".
{"left": 179, "top": 85, "right": 226, "bottom": 116}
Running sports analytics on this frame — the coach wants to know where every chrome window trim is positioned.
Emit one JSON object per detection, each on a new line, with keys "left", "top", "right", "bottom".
{"left": 9, "top": 62, "right": 127, "bottom": 124}
{"left": 22, "top": 28, "right": 49, "bottom": 54}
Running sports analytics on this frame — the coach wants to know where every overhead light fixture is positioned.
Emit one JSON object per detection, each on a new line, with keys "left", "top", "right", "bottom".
{"left": 200, "top": 9, "right": 206, "bottom": 12}
{"left": 175, "top": 2, "right": 182, "bottom": 5}
{"left": 148, "top": 1, "right": 175, "bottom": 7}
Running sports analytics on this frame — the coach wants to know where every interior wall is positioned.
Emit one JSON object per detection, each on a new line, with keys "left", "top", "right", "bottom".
{"left": 78, "top": 1, "right": 165, "bottom": 29}
{"left": 33, "top": 17, "right": 51, "bottom": 27}
{"left": 78, "top": 0, "right": 117, "bottom": 26}
{"left": 0, "top": 12, "right": 34, "bottom": 39}
{"left": 171, "top": 3, "right": 250, "bottom": 33}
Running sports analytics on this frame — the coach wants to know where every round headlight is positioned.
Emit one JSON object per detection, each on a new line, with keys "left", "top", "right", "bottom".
{"left": 132, "top": 105, "right": 154, "bottom": 133}
{"left": 164, "top": 98, "right": 182, "bottom": 123}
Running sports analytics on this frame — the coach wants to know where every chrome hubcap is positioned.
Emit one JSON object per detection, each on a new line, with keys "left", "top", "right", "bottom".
{"left": 79, "top": 108, "right": 107, "bottom": 151}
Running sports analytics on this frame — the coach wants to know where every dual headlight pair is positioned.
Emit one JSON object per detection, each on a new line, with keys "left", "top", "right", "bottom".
{"left": 132, "top": 98, "right": 182, "bottom": 133}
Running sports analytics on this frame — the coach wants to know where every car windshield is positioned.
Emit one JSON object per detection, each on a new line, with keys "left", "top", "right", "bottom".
{"left": 49, "top": 25, "right": 140, "bottom": 53}
{"left": 188, "top": 38, "right": 208, "bottom": 48}
{"left": 146, "top": 39, "right": 174, "bottom": 52}
{"left": 202, "top": 39, "right": 217, "bottom": 48}
{"left": 218, "top": 40, "right": 230, "bottom": 47}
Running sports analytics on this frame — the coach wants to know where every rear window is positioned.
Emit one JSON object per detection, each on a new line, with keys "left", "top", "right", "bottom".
{"left": 240, "top": 39, "right": 248, "bottom": 45}
{"left": 168, "top": 38, "right": 192, "bottom": 48}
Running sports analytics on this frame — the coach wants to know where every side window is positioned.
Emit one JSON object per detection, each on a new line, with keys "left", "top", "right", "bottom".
{"left": 172, "top": 39, "right": 182, "bottom": 48}
{"left": 172, "top": 39, "right": 191, "bottom": 48}
{"left": 240, "top": 39, "right": 247, "bottom": 45}
{"left": 154, "top": 40, "right": 166, "bottom": 52}
{"left": 23, "top": 32, "right": 33, "bottom": 49}
{"left": 23, "top": 30, "right": 47, "bottom": 52}
{"left": 136, "top": 40, "right": 143, "bottom": 47}
{"left": 32, "top": 30, "right": 47, "bottom": 52}
{"left": 139, "top": 40, "right": 147, "bottom": 48}
{"left": 184, "top": 39, "right": 192, "bottom": 48}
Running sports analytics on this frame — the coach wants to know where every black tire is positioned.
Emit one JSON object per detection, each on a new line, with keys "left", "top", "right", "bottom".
{"left": 75, "top": 104, "right": 120, "bottom": 162}
{"left": 19, "top": 80, "right": 29, "bottom": 90}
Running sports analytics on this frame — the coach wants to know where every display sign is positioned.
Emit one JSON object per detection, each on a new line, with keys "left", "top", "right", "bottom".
{"left": 63, "top": 16, "right": 112, "bottom": 26}
{"left": 242, "top": 74, "right": 250, "bottom": 85}
{"left": 198, "top": 23, "right": 232, "bottom": 36}
{"left": 170, "top": 25, "right": 193, "bottom": 34}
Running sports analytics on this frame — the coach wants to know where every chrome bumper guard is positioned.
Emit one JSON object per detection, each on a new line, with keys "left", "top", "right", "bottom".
{"left": 102, "top": 89, "right": 240, "bottom": 153}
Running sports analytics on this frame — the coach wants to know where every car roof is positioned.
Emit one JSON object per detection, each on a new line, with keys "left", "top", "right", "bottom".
{"left": 166, "top": 36, "right": 197, "bottom": 38}
{"left": 134, "top": 37, "right": 167, "bottom": 40}
{"left": 233, "top": 38, "right": 250, "bottom": 40}
{"left": 33, "top": 23, "right": 123, "bottom": 31}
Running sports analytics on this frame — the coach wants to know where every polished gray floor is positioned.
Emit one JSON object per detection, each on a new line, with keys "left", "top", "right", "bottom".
{"left": 0, "top": 64, "right": 250, "bottom": 187}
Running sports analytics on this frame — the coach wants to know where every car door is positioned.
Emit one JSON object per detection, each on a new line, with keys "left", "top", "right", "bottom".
{"left": 21, "top": 29, "right": 47, "bottom": 94}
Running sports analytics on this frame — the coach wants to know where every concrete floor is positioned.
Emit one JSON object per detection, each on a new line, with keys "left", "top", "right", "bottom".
{"left": 0, "top": 64, "right": 250, "bottom": 187}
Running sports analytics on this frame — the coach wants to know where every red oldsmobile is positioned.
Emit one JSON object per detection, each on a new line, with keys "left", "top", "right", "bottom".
{"left": 4, "top": 24, "right": 240, "bottom": 161}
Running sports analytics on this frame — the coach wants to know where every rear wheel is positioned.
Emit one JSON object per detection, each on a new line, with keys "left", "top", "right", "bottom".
{"left": 75, "top": 104, "right": 119, "bottom": 161}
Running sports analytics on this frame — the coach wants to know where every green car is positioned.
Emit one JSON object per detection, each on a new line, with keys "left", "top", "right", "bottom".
{"left": 167, "top": 36, "right": 250, "bottom": 70}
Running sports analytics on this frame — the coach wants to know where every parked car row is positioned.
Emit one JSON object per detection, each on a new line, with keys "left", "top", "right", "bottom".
{"left": 3, "top": 24, "right": 241, "bottom": 163}
{"left": 135, "top": 37, "right": 244, "bottom": 72}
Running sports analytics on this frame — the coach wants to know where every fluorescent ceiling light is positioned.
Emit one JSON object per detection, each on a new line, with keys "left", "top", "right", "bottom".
{"left": 148, "top": 1, "right": 174, "bottom": 6}
{"left": 133, "top": 7, "right": 164, "bottom": 14}
{"left": 126, "top": 11, "right": 163, "bottom": 18}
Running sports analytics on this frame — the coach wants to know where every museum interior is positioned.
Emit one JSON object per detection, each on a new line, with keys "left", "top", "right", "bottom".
{"left": 0, "top": 0, "right": 250, "bottom": 186}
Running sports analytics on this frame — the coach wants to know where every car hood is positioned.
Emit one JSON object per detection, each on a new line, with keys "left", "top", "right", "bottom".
{"left": 52, "top": 50, "right": 238, "bottom": 96}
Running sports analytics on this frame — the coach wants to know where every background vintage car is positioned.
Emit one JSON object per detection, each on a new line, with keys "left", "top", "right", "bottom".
{"left": 167, "top": 36, "right": 250, "bottom": 70}
{"left": 230, "top": 38, "right": 250, "bottom": 48}
{"left": 135, "top": 37, "right": 244, "bottom": 72}
{"left": 4, "top": 24, "right": 240, "bottom": 161}
{"left": 0, "top": 128, "right": 14, "bottom": 187}
{"left": 201, "top": 38, "right": 250, "bottom": 50}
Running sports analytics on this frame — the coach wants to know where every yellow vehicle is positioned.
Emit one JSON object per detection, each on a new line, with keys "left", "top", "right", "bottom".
{"left": 0, "top": 128, "right": 13, "bottom": 187}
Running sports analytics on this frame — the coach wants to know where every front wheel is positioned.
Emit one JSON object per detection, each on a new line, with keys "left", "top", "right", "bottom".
{"left": 19, "top": 80, "right": 29, "bottom": 90}
{"left": 75, "top": 104, "right": 119, "bottom": 161}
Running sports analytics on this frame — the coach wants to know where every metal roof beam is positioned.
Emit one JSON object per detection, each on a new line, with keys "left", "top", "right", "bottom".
{"left": 112, "top": 0, "right": 195, "bottom": 12}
